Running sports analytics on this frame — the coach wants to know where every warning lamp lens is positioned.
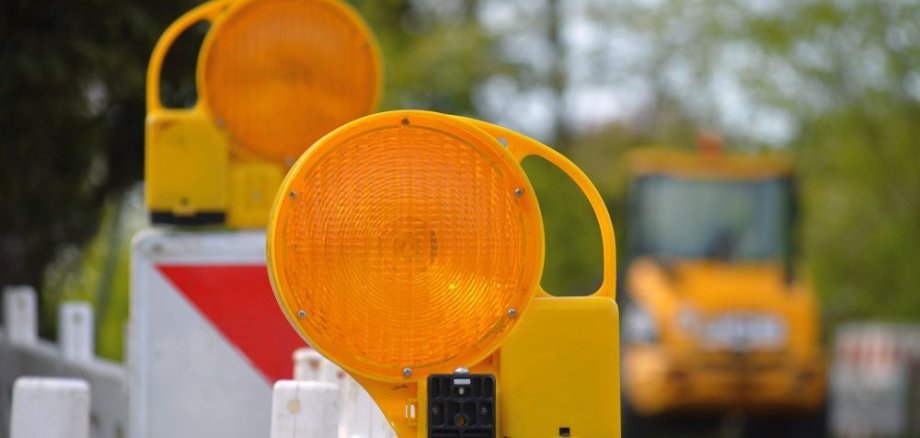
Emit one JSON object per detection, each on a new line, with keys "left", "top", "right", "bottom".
{"left": 202, "top": 0, "right": 380, "bottom": 163}
{"left": 269, "top": 112, "right": 543, "bottom": 380}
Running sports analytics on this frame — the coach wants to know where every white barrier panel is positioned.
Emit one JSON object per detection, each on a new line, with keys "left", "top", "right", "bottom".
{"left": 3, "top": 286, "right": 37, "bottom": 345}
{"left": 0, "top": 289, "right": 128, "bottom": 438}
{"left": 59, "top": 302, "right": 95, "bottom": 363}
{"left": 10, "top": 377, "right": 90, "bottom": 438}
{"left": 130, "top": 229, "right": 306, "bottom": 438}
{"left": 292, "top": 348, "right": 396, "bottom": 438}
{"left": 830, "top": 323, "right": 920, "bottom": 437}
{"left": 293, "top": 349, "right": 325, "bottom": 382}
{"left": 339, "top": 376, "right": 397, "bottom": 438}
{"left": 271, "top": 381, "right": 340, "bottom": 438}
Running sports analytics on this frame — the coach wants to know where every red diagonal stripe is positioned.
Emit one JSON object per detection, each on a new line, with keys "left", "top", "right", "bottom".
{"left": 158, "top": 264, "right": 306, "bottom": 383}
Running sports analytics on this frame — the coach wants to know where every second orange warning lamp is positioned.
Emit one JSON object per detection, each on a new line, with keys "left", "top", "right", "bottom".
{"left": 147, "top": 0, "right": 620, "bottom": 436}
{"left": 146, "top": 0, "right": 380, "bottom": 227}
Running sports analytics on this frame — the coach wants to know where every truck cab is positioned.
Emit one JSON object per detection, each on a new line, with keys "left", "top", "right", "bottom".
{"left": 621, "top": 145, "right": 825, "bottom": 418}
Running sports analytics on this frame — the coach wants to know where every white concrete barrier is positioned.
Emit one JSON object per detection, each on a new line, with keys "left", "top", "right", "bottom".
{"left": 270, "top": 380, "right": 340, "bottom": 438}
{"left": 10, "top": 377, "right": 90, "bottom": 438}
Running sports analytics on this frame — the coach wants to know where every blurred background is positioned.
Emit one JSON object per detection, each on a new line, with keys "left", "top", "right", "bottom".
{"left": 1, "top": 0, "right": 919, "bottom": 436}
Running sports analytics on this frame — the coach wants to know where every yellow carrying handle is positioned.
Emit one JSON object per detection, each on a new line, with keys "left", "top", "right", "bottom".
{"left": 456, "top": 117, "right": 617, "bottom": 300}
{"left": 146, "top": 0, "right": 231, "bottom": 112}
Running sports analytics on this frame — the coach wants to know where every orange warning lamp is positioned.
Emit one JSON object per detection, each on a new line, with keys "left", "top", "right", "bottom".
{"left": 268, "top": 110, "right": 621, "bottom": 437}
{"left": 146, "top": 0, "right": 381, "bottom": 227}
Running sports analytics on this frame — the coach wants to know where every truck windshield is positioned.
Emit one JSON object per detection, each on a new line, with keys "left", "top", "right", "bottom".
{"left": 630, "top": 175, "right": 791, "bottom": 262}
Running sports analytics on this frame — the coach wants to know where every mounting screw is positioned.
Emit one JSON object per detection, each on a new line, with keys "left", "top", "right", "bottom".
{"left": 403, "top": 367, "right": 413, "bottom": 377}
{"left": 513, "top": 187, "right": 524, "bottom": 198}
{"left": 289, "top": 191, "right": 298, "bottom": 200}
{"left": 296, "top": 310, "right": 306, "bottom": 319}
{"left": 401, "top": 117, "right": 410, "bottom": 126}
{"left": 508, "top": 308, "right": 517, "bottom": 318}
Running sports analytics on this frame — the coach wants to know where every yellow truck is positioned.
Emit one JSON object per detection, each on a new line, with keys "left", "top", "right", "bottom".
{"left": 621, "top": 144, "right": 825, "bottom": 431}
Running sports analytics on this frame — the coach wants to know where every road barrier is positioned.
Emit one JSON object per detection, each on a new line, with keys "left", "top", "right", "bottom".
{"left": 10, "top": 377, "right": 90, "bottom": 438}
{"left": 0, "top": 286, "right": 128, "bottom": 438}
{"left": 270, "top": 380, "right": 340, "bottom": 437}
{"left": 2, "top": 284, "right": 394, "bottom": 437}
{"left": 830, "top": 323, "right": 920, "bottom": 437}
{"left": 129, "top": 229, "right": 307, "bottom": 438}
{"left": 291, "top": 348, "right": 394, "bottom": 437}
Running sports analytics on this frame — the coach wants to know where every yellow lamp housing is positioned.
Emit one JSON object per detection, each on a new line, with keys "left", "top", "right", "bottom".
{"left": 267, "top": 110, "right": 621, "bottom": 437}
{"left": 145, "top": 0, "right": 381, "bottom": 228}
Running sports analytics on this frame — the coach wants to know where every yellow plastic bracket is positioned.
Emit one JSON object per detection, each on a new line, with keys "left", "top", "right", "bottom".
{"left": 457, "top": 117, "right": 617, "bottom": 299}
{"left": 146, "top": 0, "right": 230, "bottom": 113}
{"left": 145, "top": 1, "right": 233, "bottom": 222}
{"left": 457, "top": 117, "right": 621, "bottom": 437}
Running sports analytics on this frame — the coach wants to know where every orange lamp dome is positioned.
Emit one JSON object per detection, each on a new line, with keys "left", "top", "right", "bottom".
{"left": 200, "top": 0, "right": 381, "bottom": 163}
{"left": 267, "top": 111, "right": 544, "bottom": 381}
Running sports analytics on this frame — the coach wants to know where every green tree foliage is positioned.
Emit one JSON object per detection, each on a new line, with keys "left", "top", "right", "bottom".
{"left": 797, "top": 101, "right": 920, "bottom": 323}
{"left": 523, "top": 155, "right": 604, "bottom": 297}
{"left": 350, "top": 0, "right": 504, "bottom": 115}
{"left": 42, "top": 189, "right": 144, "bottom": 359}
{"left": 0, "top": 0, "right": 199, "bottom": 336}
{"left": 582, "top": 0, "right": 920, "bottom": 323}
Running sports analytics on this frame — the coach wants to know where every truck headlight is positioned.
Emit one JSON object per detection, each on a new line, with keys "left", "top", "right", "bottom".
{"left": 625, "top": 304, "right": 658, "bottom": 344}
{"left": 676, "top": 307, "right": 702, "bottom": 336}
